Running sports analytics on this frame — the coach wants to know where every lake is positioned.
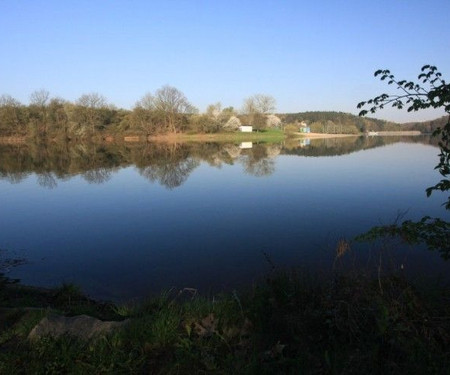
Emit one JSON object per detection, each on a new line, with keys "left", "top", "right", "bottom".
{"left": 0, "top": 136, "right": 449, "bottom": 301}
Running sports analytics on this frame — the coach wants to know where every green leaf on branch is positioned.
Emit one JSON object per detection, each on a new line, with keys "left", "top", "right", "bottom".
{"left": 356, "top": 217, "right": 450, "bottom": 258}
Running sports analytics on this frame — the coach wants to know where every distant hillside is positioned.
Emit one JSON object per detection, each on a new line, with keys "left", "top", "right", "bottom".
{"left": 280, "top": 111, "right": 448, "bottom": 134}
{"left": 402, "top": 116, "right": 448, "bottom": 134}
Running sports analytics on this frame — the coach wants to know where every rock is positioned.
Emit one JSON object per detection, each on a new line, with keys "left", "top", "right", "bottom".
{"left": 28, "top": 314, "right": 128, "bottom": 341}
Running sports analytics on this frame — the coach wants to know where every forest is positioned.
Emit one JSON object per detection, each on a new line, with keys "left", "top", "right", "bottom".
{"left": 284, "top": 111, "right": 447, "bottom": 134}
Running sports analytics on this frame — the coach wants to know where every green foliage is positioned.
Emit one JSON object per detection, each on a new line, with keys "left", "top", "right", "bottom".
{"left": 53, "top": 282, "right": 84, "bottom": 307}
{"left": 356, "top": 216, "right": 450, "bottom": 258}
{"left": 357, "top": 65, "right": 450, "bottom": 256}
{"left": 283, "top": 111, "right": 399, "bottom": 133}
{"left": 189, "top": 113, "right": 221, "bottom": 133}
{"left": 358, "top": 65, "right": 450, "bottom": 209}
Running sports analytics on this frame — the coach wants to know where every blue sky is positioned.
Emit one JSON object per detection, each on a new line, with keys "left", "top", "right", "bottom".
{"left": 1, "top": 0, "right": 449, "bottom": 122}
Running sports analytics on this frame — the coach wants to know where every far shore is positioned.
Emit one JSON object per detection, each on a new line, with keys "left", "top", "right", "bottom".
{"left": 294, "top": 130, "right": 422, "bottom": 139}
{"left": 0, "top": 130, "right": 424, "bottom": 145}
{"left": 295, "top": 132, "right": 358, "bottom": 139}
{"left": 146, "top": 130, "right": 284, "bottom": 143}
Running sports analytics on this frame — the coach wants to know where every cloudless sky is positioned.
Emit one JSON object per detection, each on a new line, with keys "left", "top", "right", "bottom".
{"left": 1, "top": 0, "right": 449, "bottom": 122}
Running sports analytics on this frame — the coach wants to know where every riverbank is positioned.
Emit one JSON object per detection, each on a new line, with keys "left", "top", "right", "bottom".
{"left": 293, "top": 130, "right": 423, "bottom": 139}
{"left": 295, "top": 132, "right": 358, "bottom": 139}
{"left": 1, "top": 266, "right": 449, "bottom": 373}
{"left": 377, "top": 130, "right": 422, "bottom": 136}
{"left": 0, "top": 130, "right": 425, "bottom": 145}
{"left": 147, "top": 128, "right": 286, "bottom": 143}
{"left": 0, "top": 129, "right": 287, "bottom": 145}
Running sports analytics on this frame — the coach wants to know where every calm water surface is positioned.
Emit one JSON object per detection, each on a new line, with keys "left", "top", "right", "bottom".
{"left": 0, "top": 136, "right": 448, "bottom": 301}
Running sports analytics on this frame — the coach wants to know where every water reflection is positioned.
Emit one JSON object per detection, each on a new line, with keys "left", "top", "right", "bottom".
{"left": 0, "top": 136, "right": 438, "bottom": 190}
{"left": 139, "top": 158, "right": 200, "bottom": 189}
{"left": 241, "top": 144, "right": 277, "bottom": 177}
{"left": 1, "top": 135, "right": 447, "bottom": 301}
{"left": 37, "top": 172, "right": 58, "bottom": 189}
{"left": 82, "top": 168, "right": 115, "bottom": 184}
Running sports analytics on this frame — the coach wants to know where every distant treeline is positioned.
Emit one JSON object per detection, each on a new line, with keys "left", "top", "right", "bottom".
{"left": 282, "top": 111, "right": 447, "bottom": 134}
{"left": 0, "top": 88, "right": 446, "bottom": 140}
{"left": 0, "top": 89, "right": 279, "bottom": 139}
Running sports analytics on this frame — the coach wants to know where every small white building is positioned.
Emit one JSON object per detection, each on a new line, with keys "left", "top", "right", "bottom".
{"left": 239, "top": 125, "right": 253, "bottom": 133}
{"left": 299, "top": 138, "right": 311, "bottom": 147}
{"left": 239, "top": 142, "right": 253, "bottom": 149}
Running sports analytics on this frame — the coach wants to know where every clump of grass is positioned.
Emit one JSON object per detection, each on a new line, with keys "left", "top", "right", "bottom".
{"left": 251, "top": 269, "right": 450, "bottom": 373}
{"left": 53, "top": 282, "right": 83, "bottom": 306}
{"left": 111, "top": 301, "right": 138, "bottom": 318}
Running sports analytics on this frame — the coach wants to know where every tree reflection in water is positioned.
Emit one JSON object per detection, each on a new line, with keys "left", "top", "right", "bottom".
{"left": 37, "top": 172, "right": 58, "bottom": 189}
{"left": 0, "top": 135, "right": 436, "bottom": 189}
{"left": 138, "top": 158, "right": 199, "bottom": 189}
{"left": 82, "top": 168, "right": 115, "bottom": 184}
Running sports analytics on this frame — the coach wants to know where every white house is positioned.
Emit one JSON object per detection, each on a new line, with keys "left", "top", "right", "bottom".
{"left": 239, "top": 142, "right": 253, "bottom": 149}
{"left": 299, "top": 138, "right": 311, "bottom": 147}
{"left": 239, "top": 125, "right": 253, "bottom": 133}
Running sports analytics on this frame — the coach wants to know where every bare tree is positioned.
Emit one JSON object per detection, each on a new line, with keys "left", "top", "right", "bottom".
{"left": 135, "top": 93, "right": 155, "bottom": 110}
{"left": 0, "top": 94, "right": 20, "bottom": 107}
{"left": 242, "top": 94, "right": 276, "bottom": 115}
{"left": 242, "top": 94, "right": 276, "bottom": 131}
{"left": 153, "top": 85, "right": 196, "bottom": 132}
{"left": 29, "top": 89, "right": 51, "bottom": 136}
{"left": 29, "top": 89, "right": 50, "bottom": 107}
{"left": 0, "top": 95, "right": 23, "bottom": 134}
{"left": 77, "top": 92, "right": 107, "bottom": 109}
{"left": 74, "top": 93, "right": 108, "bottom": 134}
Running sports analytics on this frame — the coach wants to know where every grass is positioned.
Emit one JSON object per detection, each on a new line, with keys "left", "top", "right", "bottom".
{"left": 1, "top": 264, "right": 450, "bottom": 374}
{"left": 147, "top": 128, "right": 287, "bottom": 144}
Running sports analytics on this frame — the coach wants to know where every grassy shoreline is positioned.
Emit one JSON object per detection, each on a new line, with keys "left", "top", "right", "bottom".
{"left": 147, "top": 128, "right": 287, "bottom": 143}
{"left": 1, "top": 266, "right": 449, "bottom": 374}
{"left": 0, "top": 130, "right": 424, "bottom": 146}
{"left": 0, "top": 129, "right": 287, "bottom": 145}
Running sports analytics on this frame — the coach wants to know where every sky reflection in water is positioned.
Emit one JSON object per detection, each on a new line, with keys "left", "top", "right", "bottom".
{"left": 0, "top": 137, "right": 448, "bottom": 301}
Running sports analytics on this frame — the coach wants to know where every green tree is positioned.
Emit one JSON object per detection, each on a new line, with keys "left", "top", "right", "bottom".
{"left": 357, "top": 65, "right": 450, "bottom": 256}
